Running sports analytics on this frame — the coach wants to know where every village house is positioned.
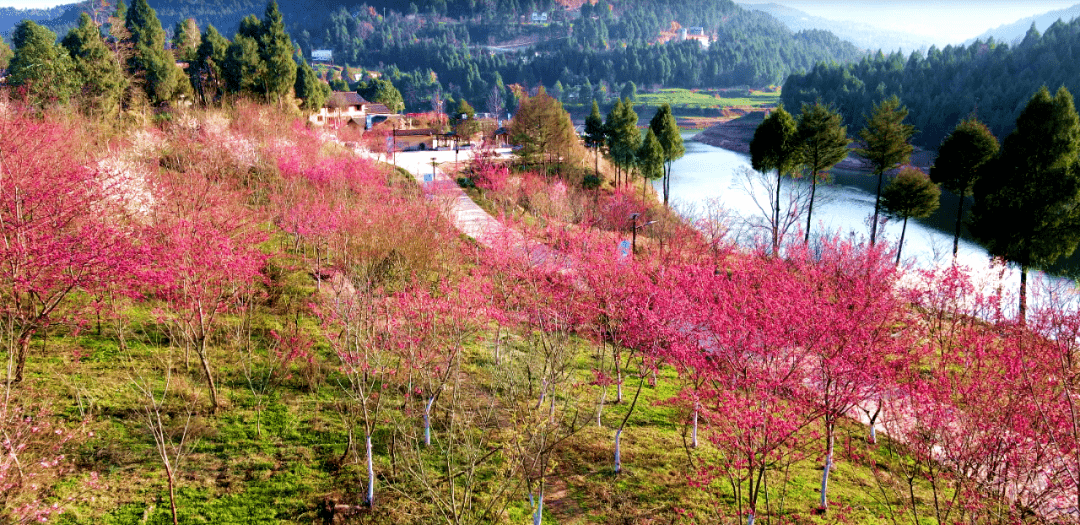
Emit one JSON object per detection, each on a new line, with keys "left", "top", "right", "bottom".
{"left": 309, "top": 91, "right": 399, "bottom": 129}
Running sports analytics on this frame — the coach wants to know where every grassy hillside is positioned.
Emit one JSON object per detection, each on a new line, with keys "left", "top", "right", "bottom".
{"left": 1, "top": 100, "right": 1064, "bottom": 525}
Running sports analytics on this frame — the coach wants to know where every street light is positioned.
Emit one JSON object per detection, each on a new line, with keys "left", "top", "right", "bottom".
{"left": 431, "top": 157, "right": 437, "bottom": 182}
{"left": 630, "top": 213, "right": 657, "bottom": 256}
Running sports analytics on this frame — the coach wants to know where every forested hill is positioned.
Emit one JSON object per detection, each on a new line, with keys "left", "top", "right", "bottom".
{"left": 292, "top": 0, "right": 862, "bottom": 111}
{"left": 781, "top": 17, "right": 1080, "bottom": 149}
{"left": 32, "top": 0, "right": 862, "bottom": 113}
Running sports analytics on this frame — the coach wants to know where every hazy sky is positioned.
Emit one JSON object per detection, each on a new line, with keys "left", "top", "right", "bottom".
{"left": 0, "top": 0, "right": 65, "bottom": 8}
{"left": 758, "top": 1, "right": 1080, "bottom": 43}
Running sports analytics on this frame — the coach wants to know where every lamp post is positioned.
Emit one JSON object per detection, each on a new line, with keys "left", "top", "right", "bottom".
{"left": 630, "top": 213, "right": 657, "bottom": 256}
{"left": 431, "top": 157, "right": 437, "bottom": 182}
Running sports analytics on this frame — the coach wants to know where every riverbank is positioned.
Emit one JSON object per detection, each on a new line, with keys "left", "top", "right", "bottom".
{"left": 693, "top": 110, "right": 934, "bottom": 172}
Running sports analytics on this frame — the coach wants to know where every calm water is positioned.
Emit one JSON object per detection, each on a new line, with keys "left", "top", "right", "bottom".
{"left": 660, "top": 134, "right": 1074, "bottom": 310}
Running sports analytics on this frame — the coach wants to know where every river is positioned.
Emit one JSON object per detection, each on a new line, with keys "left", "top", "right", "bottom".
{"left": 660, "top": 133, "right": 1073, "bottom": 309}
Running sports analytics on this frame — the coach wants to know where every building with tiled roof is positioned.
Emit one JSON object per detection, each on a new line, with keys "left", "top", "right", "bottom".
{"left": 310, "top": 92, "right": 401, "bottom": 129}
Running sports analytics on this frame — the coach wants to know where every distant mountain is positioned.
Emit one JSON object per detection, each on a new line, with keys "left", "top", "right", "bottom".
{"left": 0, "top": 4, "right": 71, "bottom": 37}
{"left": 966, "top": 3, "right": 1080, "bottom": 45}
{"left": 737, "top": 2, "right": 936, "bottom": 53}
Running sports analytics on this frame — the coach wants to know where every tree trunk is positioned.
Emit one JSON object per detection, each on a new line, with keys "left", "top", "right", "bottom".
{"left": 167, "top": 466, "right": 179, "bottom": 525}
{"left": 953, "top": 191, "right": 965, "bottom": 258}
{"left": 805, "top": 171, "right": 819, "bottom": 244}
{"left": 1020, "top": 265, "right": 1028, "bottom": 326}
{"left": 895, "top": 217, "right": 908, "bottom": 266}
{"left": 196, "top": 339, "right": 220, "bottom": 412}
{"left": 773, "top": 170, "right": 782, "bottom": 255}
{"left": 532, "top": 488, "right": 544, "bottom": 525}
{"left": 424, "top": 396, "right": 435, "bottom": 446}
{"left": 614, "top": 427, "right": 622, "bottom": 474}
{"left": 871, "top": 171, "right": 884, "bottom": 245}
{"left": 691, "top": 408, "right": 698, "bottom": 448}
{"left": 14, "top": 328, "right": 34, "bottom": 383}
{"left": 663, "top": 162, "right": 671, "bottom": 207}
{"left": 819, "top": 424, "right": 835, "bottom": 511}
{"left": 366, "top": 433, "right": 375, "bottom": 507}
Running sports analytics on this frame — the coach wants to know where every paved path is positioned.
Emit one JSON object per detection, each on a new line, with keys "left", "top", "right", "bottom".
{"left": 390, "top": 148, "right": 521, "bottom": 247}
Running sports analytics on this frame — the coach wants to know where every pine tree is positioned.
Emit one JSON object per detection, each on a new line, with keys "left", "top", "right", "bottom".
{"left": 856, "top": 96, "right": 915, "bottom": 245}
{"left": 649, "top": 103, "right": 684, "bottom": 207}
{"left": 8, "top": 20, "right": 76, "bottom": 107}
{"left": 125, "top": 0, "right": 185, "bottom": 105}
{"left": 637, "top": 128, "right": 664, "bottom": 203}
{"left": 797, "top": 101, "right": 850, "bottom": 243}
{"left": 171, "top": 18, "right": 200, "bottom": 63}
{"left": 930, "top": 117, "right": 999, "bottom": 257}
{"left": 191, "top": 24, "right": 229, "bottom": 105}
{"left": 881, "top": 166, "right": 940, "bottom": 265}
{"left": 508, "top": 87, "right": 576, "bottom": 171}
{"left": 224, "top": 31, "right": 262, "bottom": 96}
{"left": 584, "top": 100, "right": 605, "bottom": 178}
{"left": 750, "top": 105, "right": 800, "bottom": 255}
{"left": 971, "top": 86, "right": 1080, "bottom": 323}
{"left": 294, "top": 59, "right": 329, "bottom": 112}
{"left": 63, "top": 13, "right": 126, "bottom": 117}
{"left": 259, "top": 1, "right": 296, "bottom": 105}
{"left": 357, "top": 78, "right": 404, "bottom": 113}
{"left": 605, "top": 98, "right": 640, "bottom": 187}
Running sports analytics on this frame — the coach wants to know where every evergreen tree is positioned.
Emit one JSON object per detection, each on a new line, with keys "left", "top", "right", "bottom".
{"left": 856, "top": 96, "right": 915, "bottom": 245}
{"left": 451, "top": 98, "right": 478, "bottom": 141}
{"left": 357, "top": 78, "right": 404, "bottom": 113}
{"left": 605, "top": 98, "right": 640, "bottom": 187}
{"left": 649, "top": 103, "right": 684, "bottom": 207}
{"left": 971, "top": 86, "right": 1080, "bottom": 323}
{"left": 797, "top": 101, "right": 850, "bottom": 243}
{"left": 931, "top": 117, "right": 999, "bottom": 257}
{"left": 172, "top": 18, "right": 200, "bottom": 63}
{"left": 8, "top": 20, "right": 76, "bottom": 107}
{"left": 191, "top": 24, "right": 229, "bottom": 105}
{"left": 294, "top": 59, "right": 329, "bottom": 112}
{"left": 63, "top": 12, "right": 126, "bottom": 117}
{"left": 584, "top": 100, "right": 605, "bottom": 178}
{"left": 125, "top": 0, "right": 185, "bottom": 105}
{"left": 224, "top": 32, "right": 262, "bottom": 96}
{"left": 881, "top": 166, "right": 940, "bottom": 265}
{"left": 259, "top": 1, "right": 296, "bottom": 105}
{"left": 508, "top": 87, "right": 576, "bottom": 171}
{"left": 750, "top": 104, "right": 800, "bottom": 255}
{"left": 637, "top": 128, "right": 664, "bottom": 202}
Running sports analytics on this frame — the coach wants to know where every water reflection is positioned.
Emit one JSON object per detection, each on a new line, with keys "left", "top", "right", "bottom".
{"left": 659, "top": 134, "right": 1074, "bottom": 314}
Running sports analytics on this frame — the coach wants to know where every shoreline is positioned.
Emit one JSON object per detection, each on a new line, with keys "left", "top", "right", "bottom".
{"left": 691, "top": 111, "right": 934, "bottom": 173}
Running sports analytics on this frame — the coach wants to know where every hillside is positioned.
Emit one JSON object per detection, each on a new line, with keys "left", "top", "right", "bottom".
{"left": 10, "top": 0, "right": 863, "bottom": 115}
{"left": 5, "top": 94, "right": 1080, "bottom": 524}
{"left": 782, "top": 15, "right": 1080, "bottom": 149}
{"left": 738, "top": 2, "right": 936, "bottom": 52}
{"left": 967, "top": 3, "right": 1080, "bottom": 45}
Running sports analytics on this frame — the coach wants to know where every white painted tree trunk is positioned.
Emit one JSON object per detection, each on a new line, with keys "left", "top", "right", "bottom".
{"left": 614, "top": 428, "right": 622, "bottom": 474}
{"left": 424, "top": 396, "right": 435, "bottom": 446}
{"left": 819, "top": 451, "right": 833, "bottom": 510}
{"left": 366, "top": 434, "right": 375, "bottom": 507}
{"left": 596, "top": 387, "right": 606, "bottom": 427}
{"left": 533, "top": 492, "right": 544, "bottom": 525}
{"left": 691, "top": 409, "right": 699, "bottom": 448}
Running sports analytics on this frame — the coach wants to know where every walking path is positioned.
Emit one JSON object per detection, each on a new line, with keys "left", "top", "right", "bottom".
{"left": 390, "top": 147, "right": 517, "bottom": 246}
